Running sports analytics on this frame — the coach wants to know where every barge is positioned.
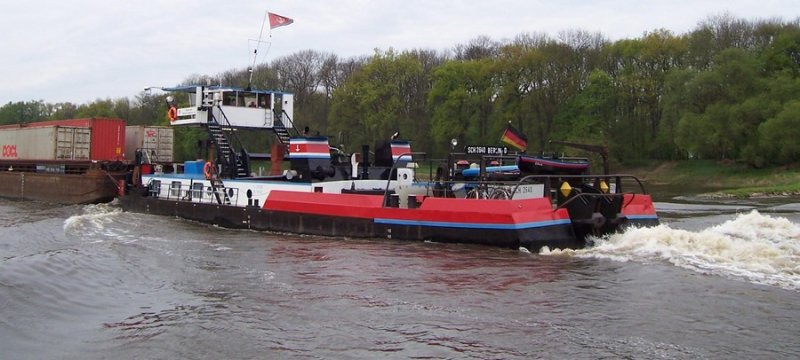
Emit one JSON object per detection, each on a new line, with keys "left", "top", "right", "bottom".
{"left": 0, "top": 118, "right": 129, "bottom": 204}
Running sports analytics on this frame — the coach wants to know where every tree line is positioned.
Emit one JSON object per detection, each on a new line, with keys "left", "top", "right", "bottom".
{"left": 2, "top": 13, "right": 798, "bottom": 167}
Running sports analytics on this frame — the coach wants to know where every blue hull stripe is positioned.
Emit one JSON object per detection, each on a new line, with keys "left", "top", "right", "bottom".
{"left": 625, "top": 214, "right": 659, "bottom": 220}
{"left": 374, "top": 218, "right": 572, "bottom": 230}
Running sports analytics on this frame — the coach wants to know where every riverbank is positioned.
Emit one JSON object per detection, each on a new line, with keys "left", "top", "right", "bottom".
{"left": 622, "top": 160, "right": 800, "bottom": 198}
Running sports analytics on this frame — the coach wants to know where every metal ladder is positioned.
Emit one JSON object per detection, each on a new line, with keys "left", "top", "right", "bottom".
{"left": 207, "top": 121, "right": 248, "bottom": 178}
{"left": 206, "top": 164, "right": 232, "bottom": 205}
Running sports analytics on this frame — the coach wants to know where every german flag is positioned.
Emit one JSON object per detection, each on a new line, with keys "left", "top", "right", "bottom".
{"left": 500, "top": 124, "right": 527, "bottom": 152}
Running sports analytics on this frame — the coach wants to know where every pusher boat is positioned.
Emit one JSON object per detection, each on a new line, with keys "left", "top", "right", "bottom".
{"left": 119, "top": 85, "right": 658, "bottom": 250}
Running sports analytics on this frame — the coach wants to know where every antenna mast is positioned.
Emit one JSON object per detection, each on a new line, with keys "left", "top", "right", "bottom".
{"left": 247, "top": 11, "right": 272, "bottom": 90}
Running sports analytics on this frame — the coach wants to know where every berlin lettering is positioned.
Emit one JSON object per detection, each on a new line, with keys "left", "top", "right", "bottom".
{"left": 464, "top": 145, "right": 508, "bottom": 155}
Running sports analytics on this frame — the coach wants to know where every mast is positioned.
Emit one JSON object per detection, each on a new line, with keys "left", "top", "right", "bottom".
{"left": 247, "top": 12, "right": 271, "bottom": 90}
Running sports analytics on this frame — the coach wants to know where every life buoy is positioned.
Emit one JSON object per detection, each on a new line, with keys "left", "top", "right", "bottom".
{"left": 167, "top": 106, "right": 178, "bottom": 122}
{"left": 203, "top": 161, "right": 213, "bottom": 179}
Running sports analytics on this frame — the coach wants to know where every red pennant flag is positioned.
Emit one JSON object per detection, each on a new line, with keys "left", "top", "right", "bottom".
{"left": 268, "top": 12, "right": 294, "bottom": 29}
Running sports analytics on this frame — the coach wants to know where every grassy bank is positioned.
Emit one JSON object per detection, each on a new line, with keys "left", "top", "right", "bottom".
{"left": 621, "top": 160, "right": 800, "bottom": 198}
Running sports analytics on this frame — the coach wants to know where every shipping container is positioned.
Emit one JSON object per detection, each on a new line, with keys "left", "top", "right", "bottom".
{"left": 0, "top": 126, "right": 91, "bottom": 160}
{"left": 125, "top": 126, "right": 174, "bottom": 162}
{"left": 21, "top": 118, "right": 126, "bottom": 161}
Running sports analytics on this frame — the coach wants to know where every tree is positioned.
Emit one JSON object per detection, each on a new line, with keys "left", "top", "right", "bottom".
{"left": 757, "top": 100, "right": 800, "bottom": 164}
{"left": 0, "top": 100, "right": 49, "bottom": 124}
{"left": 552, "top": 69, "right": 616, "bottom": 148}
{"left": 675, "top": 48, "right": 764, "bottom": 159}
{"left": 428, "top": 59, "right": 496, "bottom": 155}
{"left": 495, "top": 41, "right": 583, "bottom": 153}
{"left": 328, "top": 49, "right": 428, "bottom": 153}
{"left": 453, "top": 35, "right": 500, "bottom": 60}
{"left": 272, "top": 50, "right": 326, "bottom": 128}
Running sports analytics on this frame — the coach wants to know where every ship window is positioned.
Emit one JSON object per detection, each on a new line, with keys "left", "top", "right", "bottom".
{"left": 242, "top": 92, "right": 258, "bottom": 107}
{"left": 258, "top": 94, "right": 270, "bottom": 108}
{"left": 170, "top": 181, "right": 182, "bottom": 198}
{"left": 192, "top": 183, "right": 204, "bottom": 200}
{"left": 223, "top": 92, "right": 237, "bottom": 106}
{"left": 150, "top": 180, "right": 161, "bottom": 197}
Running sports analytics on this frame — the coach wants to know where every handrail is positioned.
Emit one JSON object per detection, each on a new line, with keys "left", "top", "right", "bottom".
{"left": 212, "top": 106, "right": 249, "bottom": 178}
{"left": 146, "top": 179, "right": 240, "bottom": 205}
{"left": 513, "top": 173, "right": 649, "bottom": 196}
{"left": 277, "top": 109, "right": 301, "bottom": 137}
{"left": 554, "top": 192, "right": 615, "bottom": 210}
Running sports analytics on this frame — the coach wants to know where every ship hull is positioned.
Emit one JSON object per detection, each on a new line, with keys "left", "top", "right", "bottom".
{"left": 0, "top": 169, "right": 119, "bottom": 204}
{"left": 119, "top": 191, "right": 582, "bottom": 250}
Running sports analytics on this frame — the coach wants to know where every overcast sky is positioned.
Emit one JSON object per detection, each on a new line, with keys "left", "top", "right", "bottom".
{"left": 1, "top": 0, "right": 796, "bottom": 104}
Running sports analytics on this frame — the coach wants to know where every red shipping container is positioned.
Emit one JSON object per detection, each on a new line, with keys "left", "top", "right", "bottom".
{"left": 20, "top": 118, "right": 126, "bottom": 161}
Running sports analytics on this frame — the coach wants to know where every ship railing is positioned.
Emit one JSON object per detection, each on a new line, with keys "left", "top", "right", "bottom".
{"left": 513, "top": 173, "right": 650, "bottom": 208}
{"left": 146, "top": 180, "right": 240, "bottom": 205}
{"left": 420, "top": 178, "right": 541, "bottom": 200}
{"left": 417, "top": 169, "right": 649, "bottom": 202}
{"left": 514, "top": 174, "right": 649, "bottom": 194}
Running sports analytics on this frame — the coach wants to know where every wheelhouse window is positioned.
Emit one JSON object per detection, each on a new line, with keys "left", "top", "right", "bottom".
{"left": 242, "top": 92, "right": 258, "bottom": 108}
{"left": 223, "top": 91, "right": 238, "bottom": 106}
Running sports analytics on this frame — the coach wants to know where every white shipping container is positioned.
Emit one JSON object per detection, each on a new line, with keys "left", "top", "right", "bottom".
{"left": 0, "top": 126, "right": 91, "bottom": 160}
{"left": 125, "top": 126, "right": 174, "bottom": 162}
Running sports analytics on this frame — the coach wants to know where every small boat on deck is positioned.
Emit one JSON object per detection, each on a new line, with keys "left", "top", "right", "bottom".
{"left": 119, "top": 86, "right": 659, "bottom": 251}
{"left": 516, "top": 154, "right": 590, "bottom": 176}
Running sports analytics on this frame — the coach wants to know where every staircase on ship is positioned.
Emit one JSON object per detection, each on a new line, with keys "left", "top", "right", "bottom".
{"left": 271, "top": 110, "right": 298, "bottom": 145}
{"left": 204, "top": 108, "right": 299, "bottom": 176}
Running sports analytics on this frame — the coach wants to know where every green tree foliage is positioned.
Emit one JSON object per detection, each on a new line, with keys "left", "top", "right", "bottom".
{"left": 0, "top": 100, "right": 49, "bottom": 124}
{"left": 428, "top": 59, "right": 495, "bottom": 154}
{"left": 758, "top": 100, "right": 800, "bottom": 164}
{"left": 552, "top": 69, "right": 616, "bottom": 146}
{"left": 328, "top": 49, "right": 433, "bottom": 153}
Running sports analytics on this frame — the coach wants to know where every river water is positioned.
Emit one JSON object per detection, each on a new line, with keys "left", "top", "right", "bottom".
{"left": 1, "top": 195, "right": 798, "bottom": 359}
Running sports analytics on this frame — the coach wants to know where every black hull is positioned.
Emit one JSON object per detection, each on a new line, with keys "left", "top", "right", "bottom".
{"left": 119, "top": 195, "right": 582, "bottom": 251}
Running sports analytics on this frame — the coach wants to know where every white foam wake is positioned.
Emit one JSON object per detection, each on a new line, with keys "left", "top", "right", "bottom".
{"left": 542, "top": 210, "right": 800, "bottom": 290}
{"left": 63, "top": 201, "right": 123, "bottom": 239}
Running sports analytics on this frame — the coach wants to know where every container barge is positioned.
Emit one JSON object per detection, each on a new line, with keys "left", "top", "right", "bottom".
{"left": 0, "top": 118, "right": 135, "bottom": 204}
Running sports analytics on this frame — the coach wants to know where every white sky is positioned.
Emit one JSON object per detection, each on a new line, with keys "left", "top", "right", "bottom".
{"left": 1, "top": 0, "right": 796, "bottom": 104}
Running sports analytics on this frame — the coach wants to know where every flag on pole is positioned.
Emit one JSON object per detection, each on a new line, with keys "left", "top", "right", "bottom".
{"left": 268, "top": 12, "right": 294, "bottom": 29}
{"left": 500, "top": 123, "right": 528, "bottom": 152}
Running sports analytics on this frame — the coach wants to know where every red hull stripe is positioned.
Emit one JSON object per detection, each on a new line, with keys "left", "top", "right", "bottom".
{"left": 264, "top": 191, "right": 570, "bottom": 227}
{"left": 621, "top": 193, "right": 658, "bottom": 219}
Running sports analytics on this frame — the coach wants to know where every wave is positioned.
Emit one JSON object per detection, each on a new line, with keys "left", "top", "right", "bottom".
{"left": 63, "top": 201, "right": 123, "bottom": 240}
{"left": 542, "top": 210, "right": 800, "bottom": 291}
